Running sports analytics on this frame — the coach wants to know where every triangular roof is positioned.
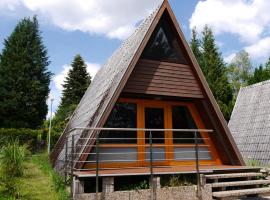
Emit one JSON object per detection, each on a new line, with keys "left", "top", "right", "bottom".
{"left": 229, "top": 80, "right": 270, "bottom": 165}
{"left": 51, "top": 0, "right": 244, "bottom": 170}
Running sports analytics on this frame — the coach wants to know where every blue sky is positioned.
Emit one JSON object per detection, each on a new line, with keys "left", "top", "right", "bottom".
{"left": 1, "top": 0, "right": 270, "bottom": 116}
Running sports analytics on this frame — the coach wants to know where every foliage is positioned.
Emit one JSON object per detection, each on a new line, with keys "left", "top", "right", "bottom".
{"left": 162, "top": 175, "right": 195, "bottom": 187}
{"left": 52, "top": 54, "right": 91, "bottom": 139}
{"left": 0, "top": 16, "right": 52, "bottom": 129}
{"left": 228, "top": 50, "right": 252, "bottom": 99}
{"left": 0, "top": 140, "right": 30, "bottom": 177}
{"left": 58, "top": 54, "right": 90, "bottom": 111}
{"left": 120, "top": 180, "right": 149, "bottom": 191}
{"left": 248, "top": 58, "right": 270, "bottom": 85}
{"left": 246, "top": 159, "right": 262, "bottom": 167}
{"left": 0, "top": 141, "right": 30, "bottom": 198}
{"left": 190, "top": 26, "right": 233, "bottom": 120}
{"left": 0, "top": 128, "right": 46, "bottom": 151}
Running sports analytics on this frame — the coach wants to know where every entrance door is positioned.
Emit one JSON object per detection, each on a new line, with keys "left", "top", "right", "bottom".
{"left": 143, "top": 104, "right": 168, "bottom": 165}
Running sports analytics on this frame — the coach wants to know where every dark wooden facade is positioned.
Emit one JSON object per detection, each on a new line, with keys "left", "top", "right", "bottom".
{"left": 123, "top": 59, "right": 204, "bottom": 98}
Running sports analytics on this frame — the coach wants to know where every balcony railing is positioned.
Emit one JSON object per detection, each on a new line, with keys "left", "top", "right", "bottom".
{"left": 64, "top": 127, "right": 213, "bottom": 200}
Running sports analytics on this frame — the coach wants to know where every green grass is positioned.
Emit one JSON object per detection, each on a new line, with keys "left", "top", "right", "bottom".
{"left": 0, "top": 152, "right": 69, "bottom": 200}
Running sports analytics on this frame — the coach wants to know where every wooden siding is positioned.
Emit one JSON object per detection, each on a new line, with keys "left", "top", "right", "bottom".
{"left": 123, "top": 59, "right": 204, "bottom": 98}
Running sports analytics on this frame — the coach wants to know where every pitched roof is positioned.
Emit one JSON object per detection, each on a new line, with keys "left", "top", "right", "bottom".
{"left": 50, "top": 1, "right": 164, "bottom": 170}
{"left": 51, "top": 0, "right": 245, "bottom": 170}
{"left": 229, "top": 80, "right": 270, "bottom": 165}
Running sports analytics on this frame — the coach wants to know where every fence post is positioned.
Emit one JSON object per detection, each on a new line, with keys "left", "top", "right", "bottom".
{"left": 149, "top": 131, "right": 155, "bottom": 200}
{"left": 64, "top": 138, "right": 68, "bottom": 185}
{"left": 195, "top": 131, "right": 202, "bottom": 200}
{"left": 96, "top": 132, "right": 99, "bottom": 200}
{"left": 71, "top": 134, "right": 75, "bottom": 199}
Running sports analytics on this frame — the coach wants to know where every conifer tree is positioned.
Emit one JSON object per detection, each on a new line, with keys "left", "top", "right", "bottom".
{"left": 0, "top": 17, "right": 51, "bottom": 128}
{"left": 55, "top": 55, "right": 91, "bottom": 124}
{"left": 199, "top": 26, "right": 233, "bottom": 120}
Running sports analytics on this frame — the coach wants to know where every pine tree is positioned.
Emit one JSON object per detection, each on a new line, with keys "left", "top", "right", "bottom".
{"left": 55, "top": 55, "right": 91, "bottom": 124}
{"left": 200, "top": 26, "right": 233, "bottom": 120}
{"left": 0, "top": 17, "right": 52, "bottom": 128}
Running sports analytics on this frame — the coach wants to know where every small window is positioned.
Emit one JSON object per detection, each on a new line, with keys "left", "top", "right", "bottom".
{"left": 145, "top": 107, "right": 164, "bottom": 144}
{"left": 172, "top": 106, "right": 204, "bottom": 144}
{"left": 99, "top": 102, "right": 137, "bottom": 144}
{"left": 141, "top": 12, "right": 187, "bottom": 64}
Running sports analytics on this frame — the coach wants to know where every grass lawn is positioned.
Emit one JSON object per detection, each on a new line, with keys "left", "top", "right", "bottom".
{"left": 0, "top": 153, "right": 69, "bottom": 200}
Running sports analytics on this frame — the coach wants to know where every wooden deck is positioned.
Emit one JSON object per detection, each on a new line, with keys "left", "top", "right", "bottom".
{"left": 74, "top": 165, "right": 259, "bottom": 178}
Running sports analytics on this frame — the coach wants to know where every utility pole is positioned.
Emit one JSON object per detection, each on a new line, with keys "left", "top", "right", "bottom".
{"left": 48, "top": 98, "right": 54, "bottom": 154}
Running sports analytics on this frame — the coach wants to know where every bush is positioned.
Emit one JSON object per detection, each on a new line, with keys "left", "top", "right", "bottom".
{"left": 0, "top": 128, "right": 46, "bottom": 151}
{"left": 0, "top": 140, "right": 30, "bottom": 177}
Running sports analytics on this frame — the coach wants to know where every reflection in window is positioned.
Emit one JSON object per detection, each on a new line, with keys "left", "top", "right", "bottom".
{"left": 142, "top": 12, "right": 187, "bottom": 64}
{"left": 99, "top": 102, "right": 137, "bottom": 144}
{"left": 172, "top": 106, "right": 204, "bottom": 144}
{"left": 145, "top": 108, "right": 164, "bottom": 144}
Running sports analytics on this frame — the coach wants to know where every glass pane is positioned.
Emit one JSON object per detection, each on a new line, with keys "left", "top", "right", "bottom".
{"left": 141, "top": 12, "right": 187, "bottom": 64}
{"left": 99, "top": 102, "right": 137, "bottom": 144}
{"left": 145, "top": 107, "right": 164, "bottom": 144}
{"left": 172, "top": 106, "right": 204, "bottom": 144}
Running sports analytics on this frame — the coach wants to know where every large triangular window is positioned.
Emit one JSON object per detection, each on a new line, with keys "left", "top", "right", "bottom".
{"left": 142, "top": 12, "right": 188, "bottom": 64}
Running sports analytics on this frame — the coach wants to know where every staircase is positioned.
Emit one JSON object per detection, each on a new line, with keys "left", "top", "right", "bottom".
{"left": 203, "top": 168, "right": 270, "bottom": 199}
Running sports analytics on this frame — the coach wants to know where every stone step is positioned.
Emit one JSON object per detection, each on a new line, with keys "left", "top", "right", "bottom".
{"left": 212, "top": 187, "right": 270, "bottom": 198}
{"left": 205, "top": 172, "right": 263, "bottom": 179}
{"left": 212, "top": 179, "right": 270, "bottom": 188}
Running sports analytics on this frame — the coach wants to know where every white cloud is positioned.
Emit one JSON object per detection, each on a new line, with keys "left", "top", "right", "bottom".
{"left": 189, "top": 0, "right": 270, "bottom": 44}
{"left": 0, "top": 0, "right": 161, "bottom": 40}
{"left": 245, "top": 36, "right": 270, "bottom": 60}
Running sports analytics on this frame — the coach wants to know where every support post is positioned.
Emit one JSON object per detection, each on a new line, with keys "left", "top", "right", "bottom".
{"left": 96, "top": 132, "right": 100, "bottom": 200}
{"left": 71, "top": 134, "right": 75, "bottom": 199}
{"left": 149, "top": 131, "right": 156, "bottom": 200}
{"left": 195, "top": 131, "right": 202, "bottom": 200}
{"left": 102, "top": 177, "right": 114, "bottom": 193}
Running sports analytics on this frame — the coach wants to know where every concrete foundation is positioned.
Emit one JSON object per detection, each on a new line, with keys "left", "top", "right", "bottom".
{"left": 73, "top": 177, "right": 84, "bottom": 195}
{"left": 149, "top": 176, "right": 161, "bottom": 189}
{"left": 75, "top": 184, "right": 212, "bottom": 200}
{"left": 102, "top": 177, "right": 114, "bottom": 193}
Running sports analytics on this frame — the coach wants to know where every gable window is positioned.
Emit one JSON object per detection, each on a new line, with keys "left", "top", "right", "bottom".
{"left": 99, "top": 102, "right": 137, "bottom": 144}
{"left": 141, "top": 12, "right": 187, "bottom": 64}
{"left": 172, "top": 106, "right": 204, "bottom": 144}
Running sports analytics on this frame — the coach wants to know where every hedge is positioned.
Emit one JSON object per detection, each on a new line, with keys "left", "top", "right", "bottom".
{"left": 0, "top": 128, "right": 62, "bottom": 152}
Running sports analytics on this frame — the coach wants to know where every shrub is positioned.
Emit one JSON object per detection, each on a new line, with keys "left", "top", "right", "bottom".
{"left": 0, "top": 140, "right": 30, "bottom": 177}
{"left": 246, "top": 159, "right": 262, "bottom": 167}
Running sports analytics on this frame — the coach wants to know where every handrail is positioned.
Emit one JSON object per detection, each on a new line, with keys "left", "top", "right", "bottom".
{"left": 66, "top": 127, "right": 213, "bottom": 200}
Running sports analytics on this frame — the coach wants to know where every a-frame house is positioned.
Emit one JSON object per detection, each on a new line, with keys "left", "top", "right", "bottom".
{"left": 50, "top": 0, "right": 246, "bottom": 195}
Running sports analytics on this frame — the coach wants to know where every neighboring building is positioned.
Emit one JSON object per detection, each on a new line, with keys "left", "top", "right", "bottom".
{"left": 50, "top": 0, "right": 251, "bottom": 197}
{"left": 229, "top": 80, "right": 270, "bottom": 165}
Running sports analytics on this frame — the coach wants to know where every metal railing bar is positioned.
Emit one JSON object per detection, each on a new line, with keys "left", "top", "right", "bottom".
{"left": 68, "top": 150, "right": 211, "bottom": 155}
{"left": 76, "top": 137, "right": 210, "bottom": 140}
{"left": 72, "top": 164, "right": 216, "bottom": 171}
{"left": 68, "top": 144, "right": 211, "bottom": 148}
{"left": 65, "top": 127, "right": 213, "bottom": 134}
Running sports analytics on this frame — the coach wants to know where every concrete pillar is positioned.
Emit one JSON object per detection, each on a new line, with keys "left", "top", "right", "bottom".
{"left": 102, "top": 177, "right": 114, "bottom": 193}
{"left": 149, "top": 176, "right": 161, "bottom": 189}
{"left": 73, "top": 177, "right": 84, "bottom": 195}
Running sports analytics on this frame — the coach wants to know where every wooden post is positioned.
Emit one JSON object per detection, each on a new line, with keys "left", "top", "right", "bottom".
{"left": 195, "top": 131, "right": 202, "bottom": 200}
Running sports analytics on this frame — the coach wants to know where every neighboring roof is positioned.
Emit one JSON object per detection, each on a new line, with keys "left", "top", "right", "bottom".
{"left": 229, "top": 80, "right": 270, "bottom": 165}
{"left": 51, "top": 0, "right": 245, "bottom": 171}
